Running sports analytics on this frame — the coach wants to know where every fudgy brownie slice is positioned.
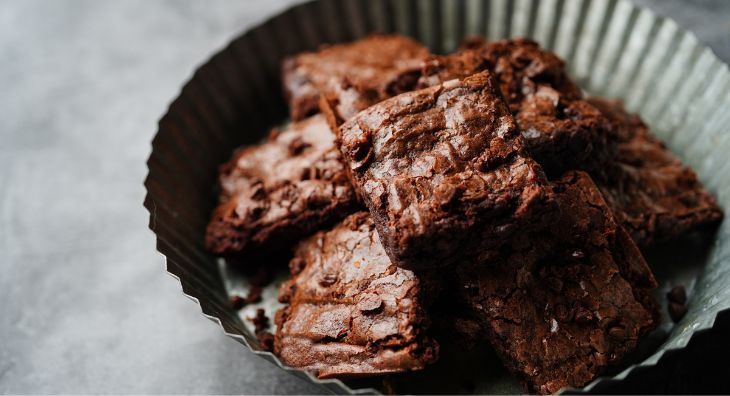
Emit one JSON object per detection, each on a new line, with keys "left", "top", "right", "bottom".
{"left": 456, "top": 171, "right": 658, "bottom": 394}
{"left": 282, "top": 34, "right": 429, "bottom": 123}
{"left": 340, "top": 72, "right": 553, "bottom": 269}
{"left": 588, "top": 98, "right": 723, "bottom": 246}
{"left": 419, "top": 38, "right": 611, "bottom": 177}
{"left": 274, "top": 212, "right": 438, "bottom": 378}
{"left": 205, "top": 114, "right": 357, "bottom": 256}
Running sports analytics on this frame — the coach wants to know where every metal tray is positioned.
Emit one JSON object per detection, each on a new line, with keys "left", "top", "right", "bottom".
{"left": 144, "top": 0, "right": 730, "bottom": 393}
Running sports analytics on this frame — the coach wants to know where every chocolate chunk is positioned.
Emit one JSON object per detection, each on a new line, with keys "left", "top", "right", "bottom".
{"left": 256, "top": 331, "right": 275, "bottom": 352}
{"left": 274, "top": 212, "right": 438, "bottom": 378}
{"left": 247, "top": 309, "right": 274, "bottom": 352}
{"left": 340, "top": 71, "right": 553, "bottom": 270}
{"left": 205, "top": 114, "right": 357, "bottom": 257}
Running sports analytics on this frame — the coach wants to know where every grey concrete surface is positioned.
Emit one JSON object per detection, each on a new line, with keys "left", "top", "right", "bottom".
{"left": 0, "top": 0, "right": 728, "bottom": 394}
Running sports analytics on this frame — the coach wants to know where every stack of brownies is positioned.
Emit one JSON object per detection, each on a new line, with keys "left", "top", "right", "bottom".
{"left": 205, "top": 35, "right": 723, "bottom": 394}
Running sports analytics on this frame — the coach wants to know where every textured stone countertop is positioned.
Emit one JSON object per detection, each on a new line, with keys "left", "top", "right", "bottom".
{"left": 1, "top": 0, "right": 729, "bottom": 394}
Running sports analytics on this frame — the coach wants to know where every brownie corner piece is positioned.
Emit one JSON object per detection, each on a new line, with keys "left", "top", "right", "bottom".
{"left": 205, "top": 114, "right": 357, "bottom": 257}
{"left": 273, "top": 212, "right": 438, "bottom": 378}
{"left": 340, "top": 71, "right": 552, "bottom": 269}
{"left": 281, "top": 34, "right": 430, "bottom": 123}
{"left": 587, "top": 97, "right": 723, "bottom": 246}
{"left": 456, "top": 170, "right": 658, "bottom": 394}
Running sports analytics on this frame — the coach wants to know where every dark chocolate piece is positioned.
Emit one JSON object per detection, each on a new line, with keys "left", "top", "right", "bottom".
{"left": 456, "top": 171, "right": 658, "bottom": 394}
{"left": 282, "top": 34, "right": 430, "bottom": 123}
{"left": 588, "top": 98, "right": 723, "bottom": 246}
{"left": 252, "top": 308, "right": 270, "bottom": 333}
{"left": 274, "top": 212, "right": 438, "bottom": 378}
{"left": 340, "top": 72, "right": 552, "bottom": 269}
{"left": 205, "top": 114, "right": 357, "bottom": 256}
{"left": 419, "top": 38, "right": 611, "bottom": 176}
{"left": 668, "top": 301, "right": 688, "bottom": 323}
{"left": 251, "top": 308, "right": 274, "bottom": 352}
{"left": 667, "top": 285, "right": 687, "bottom": 305}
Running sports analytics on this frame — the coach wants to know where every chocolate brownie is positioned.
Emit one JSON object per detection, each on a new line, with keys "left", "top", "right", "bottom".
{"left": 339, "top": 71, "right": 553, "bottom": 269}
{"left": 205, "top": 114, "right": 357, "bottom": 256}
{"left": 588, "top": 98, "right": 723, "bottom": 246}
{"left": 455, "top": 171, "right": 658, "bottom": 394}
{"left": 419, "top": 38, "right": 611, "bottom": 177}
{"left": 274, "top": 212, "right": 438, "bottom": 378}
{"left": 282, "top": 34, "right": 430, "bottom": 124}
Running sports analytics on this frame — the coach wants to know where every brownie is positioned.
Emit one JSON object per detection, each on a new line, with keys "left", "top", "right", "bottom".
{"left": 515, "top": 88, "right": 610, "bottom": 177}
{"left": 274, "top": 212, "right": 438, "bottom": 378}
{"left": 455, "top": 171, "right": 658, "bottom": 394}
{"left": 419, "top": 38, "right": 611, "bottom": 177}
{"left": 282, "top": 34, "right": 430, "bottom": 124}
{"left": 339, "top": 71, "right": 553, "bottom": 269}
{"left": 588, "top": 98, "right": 723, "bottom": 246}
{"left": 205, "top": 114, "right": 357, "bottom": 256}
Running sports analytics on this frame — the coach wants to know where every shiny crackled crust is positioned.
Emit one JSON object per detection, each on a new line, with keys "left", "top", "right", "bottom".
{"left": 274, "top": 212, "right": 438, "bottom": 378}
{"left": 419, "top": 38, "right": 611, "bottom": 177}
{"left": 340, "top": 72, "right": 552, "bottom": 269}
{"left": 282, "top": 34, "right": 430, "bottom": 124}
{"left": 588, "top": 98, "right": 724, "bottom": 246}
{"left": 456, "top": 171, "right": 658, "bottom": 394}
{"left": 205, "top": 114, "right": 357, "bottom": 256}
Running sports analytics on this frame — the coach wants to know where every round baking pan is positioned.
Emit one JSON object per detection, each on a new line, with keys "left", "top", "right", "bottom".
{"left": 144, "top": 0, "right": 730, "bottom": 393}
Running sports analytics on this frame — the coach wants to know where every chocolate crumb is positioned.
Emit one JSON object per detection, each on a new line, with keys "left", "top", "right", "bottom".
{"left": 249, "top": 308, "right": 273, "bottom": 351}
{"left": 667, "top": 285, "right": 687, "bottom": 305}
{"left": 230, "top": 295, "right": 245, "bottom": 310}
{"left": 668, "top": 301, "right": 688, "bottom": 323}
{"left": 251, "top": 308, "right": 270, "bottom": 334}
{"left": 256, "top": 331, "right": 275, "bottom": 352}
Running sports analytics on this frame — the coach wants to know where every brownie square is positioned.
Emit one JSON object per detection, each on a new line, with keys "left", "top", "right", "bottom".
{"left": 340, "top": 72, "right": 553, "bottom": 269}
{"left": 205, "top": 114, "right": 357, "bottom": 256}
{"left": 419, "top": 38, "right": 611, "bottom": 177}
{"left": 282, "top": 34, "right": 430, "bottom": 124}
{"left": 274, "top": 212, "right": 438, "bottom": 378}
{"left": 455, "top": 171, "right": 658, "bottom": 394}
{"left": 588, "top": 98, "right": 723, "bottom": 246}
